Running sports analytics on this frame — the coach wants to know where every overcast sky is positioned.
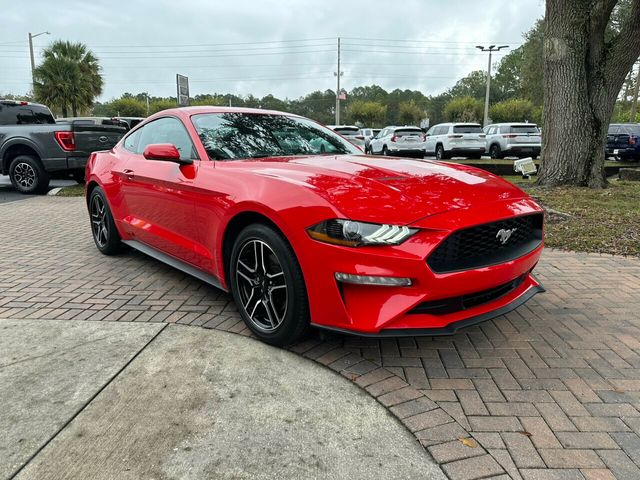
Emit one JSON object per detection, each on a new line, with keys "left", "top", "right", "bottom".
{"left": 0, "top": 0, "right": 544, "bottom": 102}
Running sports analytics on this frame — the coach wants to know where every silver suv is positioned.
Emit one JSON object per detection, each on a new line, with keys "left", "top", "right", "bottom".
{"left": 484, "top": 123, "right": 541, "bottom": 159}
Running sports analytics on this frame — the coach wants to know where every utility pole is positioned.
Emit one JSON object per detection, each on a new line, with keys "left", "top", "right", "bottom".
{"left": 334, "top": 37, "right": 343, "bottom": 125}
{"left": 28, "top": 31, "right": 50, "bottom": 92}
{"left": 476, "top": 45, "right": 508, "bottom": 126}
{"left": 630, "top": 62, "right": 640, "bottom": 121}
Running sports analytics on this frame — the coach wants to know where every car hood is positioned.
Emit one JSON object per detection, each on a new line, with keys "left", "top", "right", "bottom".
{"left": 240, "top": 155, "right": 529, "bottom": 225}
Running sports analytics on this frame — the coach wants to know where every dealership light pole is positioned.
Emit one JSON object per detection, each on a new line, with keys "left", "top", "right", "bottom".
{"left": 476, "top": 44, "right": 508, "bottom": 126}
{"left": 29, "top": 31, "right": 50, "bottom": 91}
{"left": 334, "top": 37, "right": 343, "bottom": 125}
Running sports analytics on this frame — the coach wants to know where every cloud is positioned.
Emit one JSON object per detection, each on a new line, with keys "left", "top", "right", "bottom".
{"left": 0, "top": 0, "right": 544, "bottom": 100}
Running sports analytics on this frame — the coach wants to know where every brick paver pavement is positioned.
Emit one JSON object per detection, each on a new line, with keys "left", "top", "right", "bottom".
{"left": 1, "top": 196, "right": 640, "bottom": 480}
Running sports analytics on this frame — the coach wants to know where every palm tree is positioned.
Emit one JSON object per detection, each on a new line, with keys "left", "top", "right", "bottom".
{"left": 33, "top": 41, "right": 103, "bottom": 117}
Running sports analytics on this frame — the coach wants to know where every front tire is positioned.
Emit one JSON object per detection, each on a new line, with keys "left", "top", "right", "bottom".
{"left": 9, "top": 155, "right": 50, "bottom": 194}
{"left": 435, "top": 145, "right": 449, "bottom": 160}
{"left": 230, "top": 224, "right": 309, "bottom": 346}
{"left": 89, "top": 187, "right": 126, "bottom": 255}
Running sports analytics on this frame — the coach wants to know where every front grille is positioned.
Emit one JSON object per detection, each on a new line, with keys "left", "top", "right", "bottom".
{"left": 408, "top": 275, "right": 526, "bottom": 316}
{"left": 427, "top": 214, "right": 543, "bottom": 273}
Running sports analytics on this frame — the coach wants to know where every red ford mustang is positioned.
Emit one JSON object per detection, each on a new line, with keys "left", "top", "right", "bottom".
{"left": 85, "top": 107, "right": 544, "bottom": 346}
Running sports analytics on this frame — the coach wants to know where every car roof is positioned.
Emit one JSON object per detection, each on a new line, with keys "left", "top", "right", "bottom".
{"left": 487, "top": 123, "right": 538, "bottom": 126}
{"left": 146, "top": 106, "right": 302, "bottom": 122}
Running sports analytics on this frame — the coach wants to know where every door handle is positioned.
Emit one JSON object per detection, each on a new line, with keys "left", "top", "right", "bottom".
{"left": 122, "top": 169, "right": 134, "bottom": 179}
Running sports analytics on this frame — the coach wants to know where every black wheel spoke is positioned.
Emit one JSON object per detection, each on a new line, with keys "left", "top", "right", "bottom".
{"left": 235, "top": 239, "right": 288, "bottom": 333}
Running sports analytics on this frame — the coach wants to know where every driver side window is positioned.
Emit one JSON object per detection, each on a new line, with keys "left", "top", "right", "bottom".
{"left": 136, "top": 117, "right": 198, "bottom": 161}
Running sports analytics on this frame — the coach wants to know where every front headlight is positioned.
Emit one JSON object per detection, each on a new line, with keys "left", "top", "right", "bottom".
{"left": 307, "top": 219, "right": 418, "bottom": 247}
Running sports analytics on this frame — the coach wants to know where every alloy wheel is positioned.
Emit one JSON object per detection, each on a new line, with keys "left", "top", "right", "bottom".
{"left": 235, "top": 239, "right": 288, "bottom": 333}
{"left": 13, "top": 162, "right": 36, "bottom": 189}
{"left": 90, "top": 194, "right": 109, "bottom": 248}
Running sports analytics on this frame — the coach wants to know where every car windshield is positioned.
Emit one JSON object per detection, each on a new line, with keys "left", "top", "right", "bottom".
{"left": 511, "top": 125, "right": 539, "bottom": 134}
{"left": 453, "top": 125, "right": 483, "bottom": 133}
{"left": 192, "top": 113, "right": 361, "bottom": 160}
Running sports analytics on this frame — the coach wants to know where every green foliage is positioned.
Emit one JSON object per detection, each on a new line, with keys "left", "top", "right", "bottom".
{"left": 105, "top": 98, "right": 146, "bottom": 117}
{"left": 489, "top": 99, "right": 540, "bottom": 123}
{"left": 149, "top": 99, "right": 176, "bottom": 114}
{"left": 397, "top": 100, "right": 424, "bottom": 125}
{"left": 346, "top": 100, "right": 387, "bottom": 127}
{"left": 33, "top": 40, "right": 103, "bottom": 117}
{"left": 449, "top": 71, "right": 487, "bottom": 101}
{"left": 443, "top": 96, "right": 483, "bottom": 123}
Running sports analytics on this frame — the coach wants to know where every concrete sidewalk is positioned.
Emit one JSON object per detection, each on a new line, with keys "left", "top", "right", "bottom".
{"left": 1, "top": 319, "right": 445, "bottom": 480}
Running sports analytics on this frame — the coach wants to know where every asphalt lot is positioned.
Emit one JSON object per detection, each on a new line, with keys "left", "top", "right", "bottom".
{"left": 0, "top": 176, "right": 75, "bottom": 204}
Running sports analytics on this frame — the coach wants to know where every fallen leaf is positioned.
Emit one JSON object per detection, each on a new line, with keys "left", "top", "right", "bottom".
{"left": 517, "top": 431, "right": 533, "bottom": 437}
{"left": 459, "top": 437, "right": 478, "bottom": 448}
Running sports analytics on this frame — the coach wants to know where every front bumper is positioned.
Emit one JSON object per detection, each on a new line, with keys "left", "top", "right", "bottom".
{"left": 297, "top": 197, "right": 544, "bottom": 336}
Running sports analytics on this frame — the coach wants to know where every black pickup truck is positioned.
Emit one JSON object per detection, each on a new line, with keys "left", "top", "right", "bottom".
{"left": 0, "top": 99, "right": 125, "bottom": 194}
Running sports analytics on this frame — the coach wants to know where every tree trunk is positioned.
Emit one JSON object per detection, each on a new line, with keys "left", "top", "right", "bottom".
{"left": 72, "top": 104, "right": 78, "bottom": 117}
{"left": 539, "top": 0, "right": 640, "bottom": 188}
{"left": 62, "top": 105, "right": 68, "bottom": 118}
{"left": 630, "top": 64, "right": 640, "bottom": 120}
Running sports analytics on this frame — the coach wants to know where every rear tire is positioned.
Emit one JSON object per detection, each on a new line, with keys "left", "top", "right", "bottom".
{"left": 9, "top": 155, "right": 50, "bottom": 194}
{"left": 435, "top": 144, "right": 449, "bottom": 160}
{"left": 230, "top": 224, "right": 309, "bottom": 346}
{"left": 88, "top": 187, "right": 126, "bottom": 255}
{"left": 489, "top": 144, "right": 503, "bottom": 159}
{"left": 382, "top": 146, "right": 390, "bottom": 156}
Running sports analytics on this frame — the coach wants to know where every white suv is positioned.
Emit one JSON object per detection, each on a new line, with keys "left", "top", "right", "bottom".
{"left": 424, "top": 123, "right": 486, "bottom": 159}
{"left": 484, "top": 123, "right": 541, "bottom": 159}
{"left": 369, "top": 126, "right": 426, "bottom": 158}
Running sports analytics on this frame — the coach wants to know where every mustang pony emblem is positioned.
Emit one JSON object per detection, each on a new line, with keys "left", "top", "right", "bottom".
{"left": 496, "top": 228, "right": 517, "bottom": 244}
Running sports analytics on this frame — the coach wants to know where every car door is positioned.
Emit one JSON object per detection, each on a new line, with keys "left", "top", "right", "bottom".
{"left": 118, "top": 116, "right": 202, "bottom": 264}
{"left": 424, "top": 126, "right": 437, "bottom": 154}
{"left": 371, "top": 129, "right": 386, "bottom": 154}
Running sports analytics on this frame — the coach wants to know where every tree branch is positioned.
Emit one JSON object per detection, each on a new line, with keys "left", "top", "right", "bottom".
{"left": 605, "top": 0, "right": 640, "bottom": 95}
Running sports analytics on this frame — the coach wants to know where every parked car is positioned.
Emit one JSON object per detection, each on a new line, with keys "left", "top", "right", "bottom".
{"left": 369, "top": 126, "right": 426, "bottom": 157}
{"left": 327, "top": 125, "right": 365, "bottom": 150}
{"left": 484, "top": 123, "right": 541, "bottom": 159}
{"left": 424, "top": 123, "right": 486, "bottom": 160}
{"left": 606, "top": 123, "right": 640, "bottom": 161}
{"left": 86, "top": 106, "right": 544, "bottom": 346}
{"left": 0, "top": 99, "right": 125, "bottom": 193}
{"left": 362, "top": 128, "right": 381, "bottom": 153}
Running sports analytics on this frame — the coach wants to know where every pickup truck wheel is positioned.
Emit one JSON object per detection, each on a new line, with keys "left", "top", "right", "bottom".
{"left": 9, "top": 155, "right": 50, "bottom": 194}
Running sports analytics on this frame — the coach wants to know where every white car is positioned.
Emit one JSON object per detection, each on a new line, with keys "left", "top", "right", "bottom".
{"left": 484, "top": 123, "right": 542, "bottom": 159}
{"left": 424, "top": 123, "right": 486, "bottom": 160}
{"left": 369, "top": 126, "right": 426, "bottom": 158}
{"left": 327, "top": 125, "right": 365, "bottom": 150}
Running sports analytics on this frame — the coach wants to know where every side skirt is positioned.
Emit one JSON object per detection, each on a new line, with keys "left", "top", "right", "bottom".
{"left": 122, "top": 240, "right": 228, "bottom": 292}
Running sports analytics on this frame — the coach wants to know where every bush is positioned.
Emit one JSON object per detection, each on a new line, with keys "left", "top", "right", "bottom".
{"left": 489, "top": 99, "right": 539, "bottom": 123}
{"left": 346, "top": 100, "right": 387, "bottom": 127}
{"left": 443, "top": 96, "right": 483, "bottom": 123}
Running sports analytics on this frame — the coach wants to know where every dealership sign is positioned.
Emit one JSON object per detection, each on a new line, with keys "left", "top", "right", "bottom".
{"left": 176, "top": 74, "right": 190, "bottom": 106}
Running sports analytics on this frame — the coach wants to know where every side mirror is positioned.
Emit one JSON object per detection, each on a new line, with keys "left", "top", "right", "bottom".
{"left": 143, "top": 143, "right": 192, "bottom": 164}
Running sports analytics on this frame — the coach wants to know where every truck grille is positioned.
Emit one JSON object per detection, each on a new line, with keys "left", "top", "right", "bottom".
{"left": 427, "top": 214, "right": 543, "bottom": 273}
